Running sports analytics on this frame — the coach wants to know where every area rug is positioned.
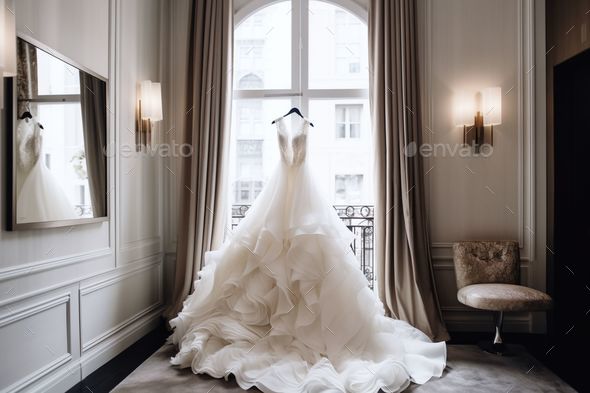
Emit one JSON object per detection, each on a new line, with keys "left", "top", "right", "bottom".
{"left": 112, "top": 344, "right": 575, "bottom": 392}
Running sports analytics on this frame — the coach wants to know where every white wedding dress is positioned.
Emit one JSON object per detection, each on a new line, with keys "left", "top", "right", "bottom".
{"left": 169, "top": 116, "right": 446, "bottom": 393}
{"left": 16, "top": 118, "right": 78, "bottom": 223}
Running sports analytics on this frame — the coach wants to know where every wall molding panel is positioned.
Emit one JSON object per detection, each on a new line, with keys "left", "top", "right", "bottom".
{"left": 79, "top": 256, "right": 162, "bottom": 296}
{"left": 3, "top": 355, "right": 74, "bottom": 393}
{"left": 81, "top": 302, "right": 162, "bottom": 353}
{"left": 80, "top": 260, "right": 163, "bottom": 352}
{"left": 0, "top": 286, "right": 78, "bottom": 393}
{"left": 0, "top": 293, "right": 70, "bottom": 328}
{"left": 0, "top": 248, "right": 112, "bottom": 283}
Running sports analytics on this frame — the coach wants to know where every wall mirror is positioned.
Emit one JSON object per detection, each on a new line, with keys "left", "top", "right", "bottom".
{"left": 5, "top": 37, "right": 108, "bottom": 230}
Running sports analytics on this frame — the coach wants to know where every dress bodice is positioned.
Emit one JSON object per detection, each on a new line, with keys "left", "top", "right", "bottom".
{"left": 275, "top": 117, "right": 310, "bottom": 167}
{"left": 17, "top": 118, "right": 43, "bottom": 172}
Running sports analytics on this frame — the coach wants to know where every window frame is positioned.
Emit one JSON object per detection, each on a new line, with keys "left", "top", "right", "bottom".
{"left": 233, "top": 0, "right": 369, "bottom": 111}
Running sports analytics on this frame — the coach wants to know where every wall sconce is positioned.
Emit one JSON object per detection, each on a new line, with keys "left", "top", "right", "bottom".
{"left": 136, "top": 80, "right": 163, "bottom": 150}
{"left": 454, "top": 87, "right": 502, "bottom": 153}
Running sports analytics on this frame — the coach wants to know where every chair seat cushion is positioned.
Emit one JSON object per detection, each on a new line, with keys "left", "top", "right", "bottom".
{"left": 457, "top": 283, "right": 553, "bottom": 312}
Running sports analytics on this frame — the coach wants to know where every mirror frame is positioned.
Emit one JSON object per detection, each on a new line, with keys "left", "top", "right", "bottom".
{"left": 5, "top": 34, "right": 110, "bottom": 230}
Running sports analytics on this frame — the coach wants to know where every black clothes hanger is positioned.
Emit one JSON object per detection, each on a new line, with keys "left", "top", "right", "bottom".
{"left": 19, "top": 111, "right": 44, "bottom": 129}
{"left": 19, "top": 111, "right": 33, "bottom": 120}
{"left": 272, "top": 107, "right": 314, "bottom": 127}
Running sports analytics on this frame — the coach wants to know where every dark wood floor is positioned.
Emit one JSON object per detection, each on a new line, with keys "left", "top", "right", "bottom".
{"left": 66, "top": 326, "right": 566, "bottom": 393}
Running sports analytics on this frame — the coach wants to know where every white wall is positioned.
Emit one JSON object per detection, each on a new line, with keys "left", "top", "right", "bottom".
{"left": 419, "top": 0, "right": 546, "bottom": 333}
{"left": 0, "top": 1, "right": 165, "bottom": 391}
{"left": 15, "top": 0, "right": 109, "bottom": 79}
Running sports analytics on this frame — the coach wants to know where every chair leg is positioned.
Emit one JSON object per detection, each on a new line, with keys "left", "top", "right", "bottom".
{"left": 479, "top": 311, "right": 509, "bottom": 355}
{"left": 493, "top": 311, "right": 504, "bottom": 344}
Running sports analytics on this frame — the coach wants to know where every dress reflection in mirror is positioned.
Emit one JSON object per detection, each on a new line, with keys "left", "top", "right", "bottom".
{"left": 11, "top": 38, "right": 108, "bottom": 228}
{"left": 16, "top": 116, "right": 78, "bottom": 223}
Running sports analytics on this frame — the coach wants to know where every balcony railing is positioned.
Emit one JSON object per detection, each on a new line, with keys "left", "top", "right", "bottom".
{"left": 231, "top": 204, "right": 375, "bottom": 289}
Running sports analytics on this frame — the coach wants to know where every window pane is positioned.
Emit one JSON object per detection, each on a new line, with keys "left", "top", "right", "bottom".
{"left": 348, "top": 105, "right": 362, "bottom": 121}
{"left": 240, "top": 189, "right": 250, "bottom": 201}
{"left": 308, "top": 99, "right": 372, "bottom": 204}
{"left": 37, "top": 49, "right": 80, "bottom": 96}
{"left": 308, "top": 1, "right": 368, "bottom": 89}
{"left": 230, "top": 99, "right": 292, "bottom": 204}
{"left": 336, "top": 124, "right": 346, "bottom": 139}
{"left": 335, "top": 176, "right": 346, "bottom": 200}
{"left": 234, "top": 1, "right": 292, "bottom": 90}
{"left": 335, "top": 106, "right": 346, "bottom": 122}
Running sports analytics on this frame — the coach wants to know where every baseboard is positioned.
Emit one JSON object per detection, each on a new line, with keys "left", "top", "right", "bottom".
{"left": 26, "top": 360, "right": 81, "bottom": 393}
{"left": 19, "top": 306, "right": 165, "bottom": 393}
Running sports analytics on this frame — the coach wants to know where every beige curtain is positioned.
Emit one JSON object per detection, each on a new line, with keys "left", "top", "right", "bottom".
{"left": 16, "top": 38, "right": 37, "bottom": 115}
{"left": 369, "top": 0, "right": 449, "bottom": 341}
{"left": 165, "top": 0, "right": 233, "bottom": 320}
{"left": 79, "top": 71, "right": 108, "bottom": 218}
{"left": 15, "top": 38, "right": 38, "bottom": 194}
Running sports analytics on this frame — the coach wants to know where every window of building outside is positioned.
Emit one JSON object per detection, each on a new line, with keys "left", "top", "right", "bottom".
{"left": 335, "top": 104, "right": 362, "bottom": 139}
{"left": 335, "top": 174, "right": 364, "bottom": 203}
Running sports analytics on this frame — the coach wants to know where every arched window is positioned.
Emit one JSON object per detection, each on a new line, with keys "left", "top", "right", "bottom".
{"left": 238, "top": 73, "right": 264, "bottom": 89}
{"left": 230, "top": 0, "right": 374, "bottom": 287}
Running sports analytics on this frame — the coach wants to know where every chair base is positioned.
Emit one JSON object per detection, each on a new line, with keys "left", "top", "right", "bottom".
{"left": 478, "top": 340, "right": 513, "bottom": 356}
{"left": 478, "top": 311, "right": 515, "bottom": 356}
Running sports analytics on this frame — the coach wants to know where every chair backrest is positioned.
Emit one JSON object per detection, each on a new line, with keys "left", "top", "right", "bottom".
{"left": 452, "top": 241, "right": 520, "bottom": 289}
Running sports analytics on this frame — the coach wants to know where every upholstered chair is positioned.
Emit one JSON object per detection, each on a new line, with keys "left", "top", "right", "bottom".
{"left": 452, "top": 241, "right": 552, "bottom": 354}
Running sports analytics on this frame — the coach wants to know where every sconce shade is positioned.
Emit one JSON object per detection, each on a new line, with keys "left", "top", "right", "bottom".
{"left": 139, "top": 80, "right": 163, "bottom": 121}
{"left": 140, "top": 80, "right": 153, "bottom": 119}
{"left": 149, "top": 82, "right": 163, "bottom": 121}
{"left": 483, "top": 87, "right": 502, "bottom": 125}
{"left": 1, "top": 0, "right": 17, "bottom": 77}
{"left": 454, "top": 92, "right": 475, "bottom": 126}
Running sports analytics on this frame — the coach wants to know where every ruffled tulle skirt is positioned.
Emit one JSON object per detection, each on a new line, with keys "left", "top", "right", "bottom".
{"left": 17, "top": 160, "right": 78, "bottom": 223}
{"left": 168, "top": 161, "right": 446, "bottom": 393}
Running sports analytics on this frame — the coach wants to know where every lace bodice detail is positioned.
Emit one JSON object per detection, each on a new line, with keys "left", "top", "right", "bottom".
{"left": 275, "top": 117, "right": 309, "bottom": 167}
{"left": 17, "top": 118, "right": 43, "bottom": 173}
